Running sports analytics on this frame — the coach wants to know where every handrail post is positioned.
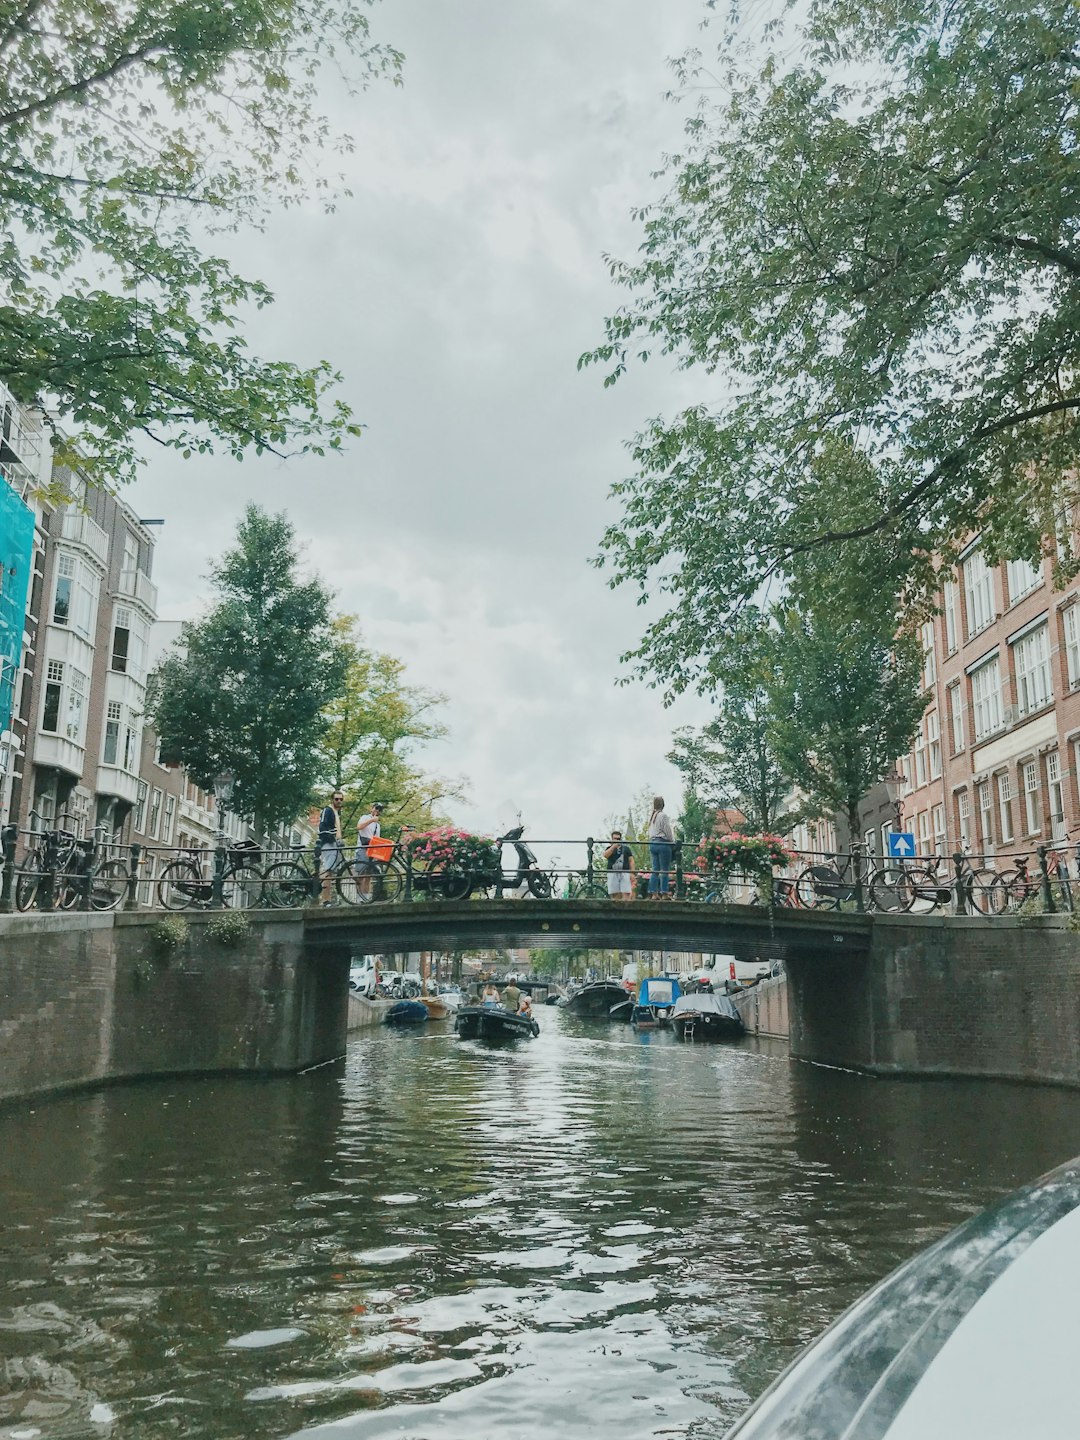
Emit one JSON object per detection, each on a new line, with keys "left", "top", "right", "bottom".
{"left": 404, "top": 838, "right": 414, "bottom": 902}
{"left": 586, "top": 837, "right": 594, "bottom": 892}
{"left": 212, "top": 831, "right": 227, "bottom": 908}
{"left": 38, "top": 829, "right": 58, "bottom": 912}
{"left": 125, "top": 844, "right": 142, "bottom": 910}
{"left": 952, "top": 852, "right": 968, "bottom": 915}
{"left": 76, "top": 835, "right": 95, "bottom": 910}
{"left": 0, "top": 824, "right": 17, "bottom": 913}
{"left": 674, "top": 840, "right": 684, "bottom": 898}
{"left": 1038, "top": 845, "right": 1057, "bottom": 914}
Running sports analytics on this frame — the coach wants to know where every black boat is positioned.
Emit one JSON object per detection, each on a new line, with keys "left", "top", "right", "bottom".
{"left": 562, "top": 980, "right": 631, "bottom": 1020}
{"left": 671, "top": 992, "right": 745, "bottom": 1041}
{"left": 454, "top": 1005, "right": 540, "bottom": 1041}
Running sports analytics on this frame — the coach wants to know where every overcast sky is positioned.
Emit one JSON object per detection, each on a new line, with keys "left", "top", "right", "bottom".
{"left": 132, "top": 0, "right": 720, "bottom": 842}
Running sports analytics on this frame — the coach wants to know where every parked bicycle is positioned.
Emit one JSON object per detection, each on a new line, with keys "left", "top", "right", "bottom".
{"left": 16, "top": 827, "right": 128, "bottom": 911}
{"left": 793, "top": 843, "right": 941, "bottom": 913}
{"left": 156, "top": 841, "right": 263, "bottom": 910}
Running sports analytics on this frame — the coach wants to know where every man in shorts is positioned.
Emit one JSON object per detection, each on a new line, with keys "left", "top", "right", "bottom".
{"left": 318, "top": 790, "right": 345, "bottom": 905}
{"left": 604, "top": 830, "right": 636, "bottom": 901}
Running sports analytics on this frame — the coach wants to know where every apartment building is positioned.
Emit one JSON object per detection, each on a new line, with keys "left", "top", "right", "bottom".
{"left": 879, "top": 538, "right": 1080, "bottom": 860}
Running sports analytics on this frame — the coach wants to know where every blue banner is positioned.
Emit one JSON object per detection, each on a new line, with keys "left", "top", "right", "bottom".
{"left": 0, "top": 482, "right": 34, "bottom": 736}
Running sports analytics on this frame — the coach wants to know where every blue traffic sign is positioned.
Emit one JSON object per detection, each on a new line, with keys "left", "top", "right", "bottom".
{"left": 886, "top": 831, "right": 916, "bottom": 859}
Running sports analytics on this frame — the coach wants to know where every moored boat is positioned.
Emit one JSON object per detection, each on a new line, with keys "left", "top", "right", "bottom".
{"left": 671, "top": 992, "right": 745, "bottom": 1041}
{"left": 417, "top": 995, "right": 452, "bottom": 1020}
{"left": 454, "top": 1005, "right": 540, "bottom": 1041}
{"left": 631, "top": 976, "right": 682, "bottom": 1028}
{"left": 563, "top": 980, "right": 631, "bottom": 1020}
{"left": 384, "top": 1000, "right": 429, "bottom": 1026}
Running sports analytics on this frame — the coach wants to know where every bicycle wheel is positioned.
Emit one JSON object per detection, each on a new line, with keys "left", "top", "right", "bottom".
{"left": 15, "top": 867, "right": 44, "bottom": 911}
{"left": 261, "top": 860, "right": 313, "bottom": 909}
{"left": 426, "top": 861, "right": 471, "bottom": 901}
{"left": 985, "top": 869, "right": 1030, "bottom": 915}
{"left": 868, "top": 866, "right": 935, "bottom": 914}
{"left": 337, "top": 858, "right": 379, "bottom": 906}
{"left": 794, "top": 864, "right": 843, "bottom": 909}
{"left": 528, "top": 871, "right": 553, "bottom": 899}
{"left": 965, "top": 867, "right": 1005, "bottom": 916}
{"left": 90, "top": 859, "right": 128, "bottom": 911}
{"left": 222, "top": 862, "right": 262, "bottom": 909}
{"left": 157, "top": 859, "right": 205, "bottom": 910}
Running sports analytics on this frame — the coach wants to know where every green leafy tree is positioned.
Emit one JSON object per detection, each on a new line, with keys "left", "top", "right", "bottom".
{"left": 314, "top": 617, "right": 460, "bottom": 832}
{"left": 765, "top": 609, "right": 928, "bottom": 847}
{"left": 585, "top": 0, "right": 1080, "bottom": 685}
{"left": 147, "top": 505, "right": 347, "bottom": 830}
{"left": 0, "top": 0, "right": 401, "bottom": 487}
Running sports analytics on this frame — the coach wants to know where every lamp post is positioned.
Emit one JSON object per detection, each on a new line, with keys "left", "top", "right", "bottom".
{"left": 211, "top": 770, "right": 234, "bottom": 907}
{"left": 883, "top": 767, "right": 905, "bottom": 832}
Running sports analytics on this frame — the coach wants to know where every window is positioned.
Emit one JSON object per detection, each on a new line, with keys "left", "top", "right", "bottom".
{"left": 949, "top": 683, "right": 965, "bottom": 752}
{"left": 943, "top": 579, "right": 958, "bottom": 654}
{"left": 134, "top": 780, "right": 148, "bottom": 833}
{"left": 917, "top": 810, "right": 930, "bottom": 853}
{"left": 53, "top": 553, "right": 74, "bottom": 625}
{"left": 932, "top": 803, "right": 946, "bottom": 854}
{"left": 111, "top": 607, "right": 130, "bottom": 672}
{"left": 1047, "top": 751, "right": 1066, "bottom": 842}
{"left": 977, "top": 779, "right": 994, "bottom": 853}
{"left": 50, "top": 550, "right": 98, "bottom": 639}
{"left": 864, "top": 828, "right": 877, "bottom": 856}
{"left": 998, "top": 773, "right": 1014, "bottom": 844}
{"left": 927, "top": 710, "right": 941, "bottom": 779}
{"left": 103, "top": 700, "right": 121, "bottom": 765}
{"left": 914, "top": 723, "right": 927, "bottom": 787}
{"left": 123, "top": 717, "right": 138, "bottom": 772}
{"left": 964, "top": 549, "right": 995, "bottom": 638}
{"left": 957, "top": 791, "right": 971, "bottom": 848}
{"left": 1006, "top": 557, "right": 1042, "bottom": 605}
{"left": 920, "top": 622, "right": 937, "bottom": 689}
{"left": 110, "top": 605, "right": 148, "bottom": 680}
{"left": 148, "top": 787, "right": 162, "bottom": 839}
{"left": 65, "top": 669, "right": 85, "bottom": 741}
{"left": 971, "top": 656, "right": 1003, "bottom": 740}
{"left": 163, "top": 794, "right": 176, "bottom": 844}
{"left": 120, "top": 530, "right": 139, "bottom": 592}
{"left": 42, "top": 659, "right": 63, "bottom": 732}
{"left": 1064, "top": 606, "right": 1080, "bottom": 689}
{"left": 1024, "top": 760, "right": 1041, "bottom": 835}
{"left": 1012, "top": 623, "right": 1052, "bottom": 717}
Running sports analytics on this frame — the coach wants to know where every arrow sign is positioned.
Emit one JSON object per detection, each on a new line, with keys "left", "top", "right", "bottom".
{"left": 886, "top": 831, "right": 916, "bottom": 859}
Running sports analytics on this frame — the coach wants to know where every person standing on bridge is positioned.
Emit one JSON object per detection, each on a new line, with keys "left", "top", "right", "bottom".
{"left": 647, "top": 796, "right": 675, "bottom": 898}
{"left": 604, "top": 830, "right": 636, "bottom": 901}
{"left": 318, "top": 790, "right": 345, "bottom": 905}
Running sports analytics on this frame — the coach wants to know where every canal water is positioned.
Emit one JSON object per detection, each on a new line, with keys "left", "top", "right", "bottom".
{"left": 5, "top": 1012, "right": 1080, "bottom": 1440}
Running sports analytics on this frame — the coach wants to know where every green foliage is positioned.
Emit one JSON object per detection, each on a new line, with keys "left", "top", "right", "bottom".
{"left": 204, "top": 910, "right": 251, "bottom": 947}
{"left": 146, "top": 506, "right": 347, "bottom": 830}
{"left": 0, "top": 0, "right": 401, "bottom": 486}
{"left": 765, "top": 608, "right": 928, "bottom": 840}
{"left": 586, "top": 0, "right": 1080, "bottom": 684}
{"left": 315, "top": 617, "right": 459, "bottom": 833}
{"left": 152, "top": 915, "right": 189, "bottom": 953}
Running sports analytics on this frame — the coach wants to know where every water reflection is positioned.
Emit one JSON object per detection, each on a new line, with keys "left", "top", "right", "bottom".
{"left": 3, "top": 1013, "right": 1080, "bottom": 1438}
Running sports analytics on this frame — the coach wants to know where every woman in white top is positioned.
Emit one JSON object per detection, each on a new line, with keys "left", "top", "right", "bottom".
{"left": 647, "top": 795, "right": 675, "bottom": 897}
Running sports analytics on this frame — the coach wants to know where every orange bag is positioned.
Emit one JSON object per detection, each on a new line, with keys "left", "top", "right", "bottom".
{"left": 367, "top": 837, "right": 394, "bottom": 863}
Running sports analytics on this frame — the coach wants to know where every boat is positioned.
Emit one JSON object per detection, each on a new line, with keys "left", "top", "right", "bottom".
{"left": 454, "top": 1005, "right": 540, "bottom": 1041}
{"left": 671, "top": 991, "right": 745, "bottom": 1041}
{"left": 631, "top": 976, "right": 682, "bottom": 1028}
{"left": 417, "top": 995, "right": 452, "bottom": 1020}
{"left": 384, "top": 1000, "right": 429, "bottom": 1026}
{"left": 435, "top": 985, "right": 464, "bottom": 1010}
{"left": 727, "top": 1153, "right": 1080, "bottom": 1438}
{"left": 562, "top": 980, "right": 632, "bottom": 1020}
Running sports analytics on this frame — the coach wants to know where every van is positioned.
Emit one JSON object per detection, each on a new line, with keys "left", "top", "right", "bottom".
{"left": 700, "top": 955, "right": 775, "bottom": 989}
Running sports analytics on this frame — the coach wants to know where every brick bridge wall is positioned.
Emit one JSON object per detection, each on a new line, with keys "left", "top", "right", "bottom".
{"left": 0, "top": 911, "right": 349, "bottom": 1103}
{"left": 788, "top": 913, "right": 1080, "bottom": 1088}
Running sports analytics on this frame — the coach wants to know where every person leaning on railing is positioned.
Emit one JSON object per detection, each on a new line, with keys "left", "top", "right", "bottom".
{"left": 318, "top": 789, "right": 345, "bottom": 906}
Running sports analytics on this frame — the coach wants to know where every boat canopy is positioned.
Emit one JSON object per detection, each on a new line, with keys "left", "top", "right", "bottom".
{"left": 639, "top": 977, "right": 681, "bottom": 1006}
{"left": 672, "top": 993, "right": 741, "bottom": 1021}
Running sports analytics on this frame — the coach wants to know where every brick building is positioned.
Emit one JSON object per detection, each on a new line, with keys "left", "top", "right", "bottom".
{"left": 870, "top": 537, "right": 1080, "bottom": 861}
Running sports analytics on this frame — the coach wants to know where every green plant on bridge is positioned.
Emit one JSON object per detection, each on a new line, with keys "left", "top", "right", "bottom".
{"left": 698, "top": 834, "right": 796, "bottom": 884}
{"left": 406, "top": 828, "right": 500, "bottom": 882}
{"left": 205, "top": 911, "right": 251, "bottom": 948}
{"left": 152, "top": 916, "right": 190, "bottom": 954}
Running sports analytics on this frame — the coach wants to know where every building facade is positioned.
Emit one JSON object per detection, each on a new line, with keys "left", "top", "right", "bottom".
{"left": 874, "top": 538, "right": 1080, "bottom": 861}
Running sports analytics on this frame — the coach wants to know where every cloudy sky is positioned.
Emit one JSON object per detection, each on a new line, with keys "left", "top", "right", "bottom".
{"left": 132, "top": 0, "right": 723, "bottom": 841}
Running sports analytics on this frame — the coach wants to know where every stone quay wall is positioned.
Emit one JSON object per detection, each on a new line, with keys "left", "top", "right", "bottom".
{"left": 0, "top": 911, "right": 348, "bottom": 1104}
{"left": 733, "top": 976, "right": 790, "bottom": 1039}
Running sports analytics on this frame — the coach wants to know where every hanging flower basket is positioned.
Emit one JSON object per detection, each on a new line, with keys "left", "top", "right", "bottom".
{"left": 696, "top": 833, "right": 796, "bottom": 882}
{"left": 405, "top": 827, "right": 500, "bottom": 878}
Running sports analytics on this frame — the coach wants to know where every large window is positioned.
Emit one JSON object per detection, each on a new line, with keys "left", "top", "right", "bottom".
{"left": 1065, "top": 606, "right": 1080, "bottom": 689}
{"left": 50, "top": 549, "right": 98, "bottom": 640}
{"left": 971, "top": 656, "right": 1003, "bottom": 741}
{"left": 943, "top": 579, "right": 958, "bottom": 654}
{"left": 148, "top": 787, "right": 162, "bottom": 840}
{"left": 957, "top": 790, "right": 971, "bottom": 848}
{"left": 103, "top": 700, "right": 121, "bottom": 764}
{"left": 914, "top": 724, "right": 927, "bottom": 787}
{"left": 949, "top": 682, "right": 965, "bottom": 752}
{"left": 964, "top": 550, "right": 995, "bottom": 638}
{"left": 917, "top": 810, "right": 930, "bottom": 853}
{"left": 134, "top": 780, "right": 148, "bottom": 833}
{"left": 41, "top": 659, "right": 87, "bottom": 743}
{"left": 932, "top": 803, "right": 946, "bottom": 854}
{"left": 1012, "top": 623, "right": 1052, "bottom": 718}
{"left": 920, "top": 622, "right": 937, "bottom": 689}
{"left": 1024, "top": 760, "right": 1041, "bottom": 836}
{"left": 998, "top": 773, "right": 1014, "bottom": 844}
{"left": 103, "top": 700, "right": 140, "bottom": 772}
{"left": 110, "top": 605, "right": 149, "bottom": 680}
{"left": 927, "top": 709, "right": 941, "bottom": 779}
{"left": 1006, "top": 557, "right": 1042, "bottom": 605}
{"left": 977, "top": 779, "right": 994, "bottom": 853}
{"left": 163, "top": 794, "right": 176, "bottom": 844}
{"left": 1047, "top": 751, "right": 1066, "bottom": 841}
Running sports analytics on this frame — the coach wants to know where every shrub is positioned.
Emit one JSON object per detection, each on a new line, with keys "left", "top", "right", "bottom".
{"left": 406, "top": 827, "right": 500, "bottom": 875}
{"left": 205, "top": 910, "right": 251, "bottom": 947}
{"left": 152, "top": 915, "right": 189, "bottom": 953}
{"left": 697, "top": 833, "right": 797, "bottom": 881}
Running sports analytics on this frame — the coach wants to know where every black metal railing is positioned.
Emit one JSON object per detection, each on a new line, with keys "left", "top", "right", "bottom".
{"left": 3, "top": 825, "right": 1080, "bottom": 918}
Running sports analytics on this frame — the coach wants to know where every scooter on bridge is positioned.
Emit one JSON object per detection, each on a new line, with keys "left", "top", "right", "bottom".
{"left": 485, "top": 823, "right": 553, "bottom": 900}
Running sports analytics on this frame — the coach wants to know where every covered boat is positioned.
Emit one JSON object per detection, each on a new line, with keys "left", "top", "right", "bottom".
{"left": 631, "top": 976, "right": 682, "bottom": 1028}
{"left": 671, "top": 991, "right": 745, "bottom": 1041}
{"left": 384, "top": 1000, "right": 429, "bottom": 1026}
{"left": 563, "top": 980, "right": 631, "bottom": 1020}
{"left": 454, "top": 1005, "right": 540, "bottom": 1042}
{"left": 727, "top": 1154, "right": 1080, "bottom": 1439}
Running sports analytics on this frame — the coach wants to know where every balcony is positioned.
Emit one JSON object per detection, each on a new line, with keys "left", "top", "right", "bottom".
{"left": 0, "top": 384, "right": 43, "bottom": 469}
{"left": 96, "top": 763, "right": 141, "bottom": 807}
{"left": 116, "top": 567, "right": 158, "bottom": 616}
{"left": 60, "top": 510, "right": 109, "bottom": 569}
{"left": 32, "top": 731, "right": 85, "bottom": 779}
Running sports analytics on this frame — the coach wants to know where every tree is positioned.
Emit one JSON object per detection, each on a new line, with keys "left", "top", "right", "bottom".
{"left": 314, "top": 618, "right": 460, "bottom": 831}
{"left": 765, "top": 609, "right": 927, "bottom": 847}
{"left": 0, "top": 0, "right": 401, "bottom": 487}
{"left": 585, "top": 0, "right": 1080, "bottom": 688}
{"left": 147, "top": 505, "right": 347, "bottom": 830}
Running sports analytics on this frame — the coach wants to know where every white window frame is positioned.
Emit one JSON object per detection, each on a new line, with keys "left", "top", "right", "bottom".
{"left": 949, "top": 682, "right": 965, "bottom": 753}
{"left": 1047, "top": 751, "right": 1066, "bottom": 842}
{"left": 1023, "top": 760, "right": 1041, "bottom": 836}
{"left": 927, "top": 709, "right": 941, "bottom": 779}
{"left": 1064, "top": 606, "right": 1080, "bottom": 690}
{"left": 149, "top": 786, "right": 163, "bottom": 840}
{"left": 1006, "top": 557, "right": 1042, "bottom": 606}
{"left": 920, "top": 621, "right": 937, "bottom": 689}
{"left": 957, "top": 790, "right": 971, "bottom": 849}
{"left": 976, "top": 779, "right": 994, "bottom": 854}
{"left": 964, "top": 549, "right": 995, "bottom": 639}
{"left": 914, "top": 724, "right": 928, "bottom": 787}
{"left": 943, "top": 579, "right": 958, "bottom": 655}
{"left": 997, "top": 772, "right": 1014, "bottom": 845}
{"left": 971, "top": 655, "right": 1003, "bottom": 741}
{"left": 1012, "top": 623, "right": 1053, "bottom": 719}
{"left": 932, "top": 803, "right": 946, "bottom": 855}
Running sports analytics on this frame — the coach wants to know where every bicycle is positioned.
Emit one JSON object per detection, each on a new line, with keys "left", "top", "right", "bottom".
{"left": 260, "top": 846, "right": 323, "bottom": 909}
{"left": 156, "top": 842, "right": 263, "bottom": 910}
{"left": 793, "top": 844, "right": 941, "bottom": 913}
{"left": 15, "top": 826, "right": 127, "bottom": 911}
{"left": 336, "top": 834, "right": 408, "bottom": 907}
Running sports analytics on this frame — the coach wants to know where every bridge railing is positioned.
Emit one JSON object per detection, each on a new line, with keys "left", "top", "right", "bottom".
{"left": 1, "top": 821, "right": 1077, "bottom": 917}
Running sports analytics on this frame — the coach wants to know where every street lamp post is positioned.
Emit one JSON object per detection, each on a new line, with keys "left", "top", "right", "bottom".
{"left": 211, "top": 770, "right": 235, "bottom": 908}
{"left": 883, "top": 767, "right": 905, "bottom": 833}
